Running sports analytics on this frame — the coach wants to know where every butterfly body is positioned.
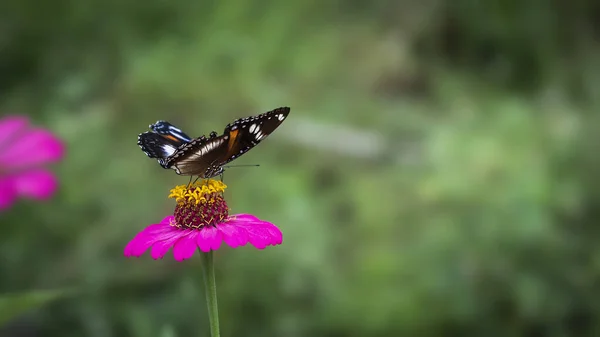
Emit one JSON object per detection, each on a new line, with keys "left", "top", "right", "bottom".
{"left": 138, "top": 107, "right": 290, "bottom": 178}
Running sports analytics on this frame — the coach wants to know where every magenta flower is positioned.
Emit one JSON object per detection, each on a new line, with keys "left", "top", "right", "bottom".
{"left": 124, "top": 180, "right": 283, "bottom": 261}
{"left": 0, "top": 115, "right": 65, "bottom": 211}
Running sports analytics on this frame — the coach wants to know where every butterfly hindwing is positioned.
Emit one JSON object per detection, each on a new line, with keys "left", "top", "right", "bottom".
{"left": 219, "top": 107, "right": 290, "bottom": 165}
{"left": 138, "top": 120, "right": 194, "bottom": 168}
{"left": 163, "top": 135, "right": 227, "bottom": 176}
{"left": 138, "top": 132, "right": 181, "bottom": 161}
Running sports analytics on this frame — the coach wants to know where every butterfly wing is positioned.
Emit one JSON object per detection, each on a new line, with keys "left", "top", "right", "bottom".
{"left": 139, "top": 107, "right": 290, "bottom": 177}
{"left": 162, "top": 136, "right": 228, "bottom": 176}
{"left": 138, "top": 120, "right": 193, "bottom": 169}
{"left": 138, "top": 132, "right": 183, "bottom": 162}
{"left": 217, "top": 106, "right": 290, "bottom": 166}
{"left": 150, "top": 120, "right": 193, "bottom": 143}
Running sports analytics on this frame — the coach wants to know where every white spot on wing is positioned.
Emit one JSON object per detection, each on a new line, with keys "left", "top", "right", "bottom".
{"left": 162, "top": 144, "right": 176, "bottom": 156}
{"left": 277, "top": 114, "right": 285, "bottom": 121}
{"left": 249, "top": 124, "right": 256, "bottom": 133}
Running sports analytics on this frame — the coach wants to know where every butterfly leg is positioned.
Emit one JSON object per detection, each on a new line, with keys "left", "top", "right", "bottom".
{"left": 219, "top": 172, "right": 224, "bottom": 196}
{"left": 186, "top": 175, "right": 193, "bottom": 189}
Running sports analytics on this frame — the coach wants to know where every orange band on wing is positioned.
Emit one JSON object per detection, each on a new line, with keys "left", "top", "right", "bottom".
{"left": 227, "top": 129, "right": 239, "bottom": 151}
{"left": 164, "top": 135, "right": 178, "bottom": 142}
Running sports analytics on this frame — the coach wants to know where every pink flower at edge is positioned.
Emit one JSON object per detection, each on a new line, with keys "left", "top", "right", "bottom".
{"left": 0, "top": 115, "right": 65, "bottom": 211}
{"left": 124, "top": 180, "right": 283, "bottom": 261}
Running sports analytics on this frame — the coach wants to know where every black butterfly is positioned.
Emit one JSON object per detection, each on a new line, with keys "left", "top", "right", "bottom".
{"left": 138, "top": 107, "right": 290, "bottom": 178}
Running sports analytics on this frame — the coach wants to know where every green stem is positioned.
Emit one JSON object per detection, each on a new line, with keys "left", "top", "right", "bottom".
{"left": 200, "top": 250, "right": 220, "bottom": 337}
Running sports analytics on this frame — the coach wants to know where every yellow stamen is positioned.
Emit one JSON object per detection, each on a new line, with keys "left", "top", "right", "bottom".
{"left": 169, "top": 179, "right": 229, "bottom": 229}
{"left": 168, "top": 179, "right": 227, "bottom": 204}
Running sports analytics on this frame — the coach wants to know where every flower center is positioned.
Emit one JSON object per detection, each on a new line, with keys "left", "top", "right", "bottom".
{"left": 168, "top": 179, "right": 229, "bottom": 229}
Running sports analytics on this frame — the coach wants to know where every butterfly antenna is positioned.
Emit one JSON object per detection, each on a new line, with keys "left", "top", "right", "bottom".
{"left": 223, "top": 164, "right": 261, "bottom": 168}
{"left": 220, "top": 164, "right": 258, "bottom": 185}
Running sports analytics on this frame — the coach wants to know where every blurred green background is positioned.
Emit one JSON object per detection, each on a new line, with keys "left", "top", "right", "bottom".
{"left": 2, "top": 0, "right": 600, "bottom": 336}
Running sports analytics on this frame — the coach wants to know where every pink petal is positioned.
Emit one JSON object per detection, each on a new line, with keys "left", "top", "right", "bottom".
{"left": 0, "top": 116, "right": 29, "bottom": 149}
{"left": 229, "top": 214, "right": 284, "bottom": 248}
{"left": 136, "top": 217, "right": 176, "bottom": 238}
{"left": 218, "top": 222, "right": 249, "bottom": 248}
{"left": 245, "top": 225, "right": 272, "bottom": 249}
{"left": 197, "top": 226, "right": 222, "bottom": 252}
{"left": 0, "top": 177, "right": 17, "bottom": 211}
{"left": 233, "top": 213, "right": 262, "bottom": 222}
{"left": 0, "top": 129, "right": 64, "bottom": 169}
{"left": 124, "top": 233, "right": 156, "bottom": 257}
{"left": 11, "top": 170, "right": 58, "bottom": 200}
{"left": 262, "top": 222, "right": 283, "bottom": 245}
{"left": 172, "top": 232, "right": 200, "bottom": 261}
{"left": 229, "top": 219, "right": 271, "bottom": 249}
{"left": 158, "top": 216, "right": 176, "bottom": 226}
{"left": 150, "top": 229, "right": 189, "bottom": 260}
{"left": 124, "top": 223, "right": 173, "bottom": 257}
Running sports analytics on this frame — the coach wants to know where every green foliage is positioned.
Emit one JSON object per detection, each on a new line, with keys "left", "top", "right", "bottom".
{"left": 1, "top": 0, "right": 600, "bottom": 336}
{"left": 0, "top": 289, "right": 71, "bottom": 326}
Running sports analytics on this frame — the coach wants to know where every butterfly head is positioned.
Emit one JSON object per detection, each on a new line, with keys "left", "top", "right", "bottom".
{"left": 204, "top": 164, "right": 225, "bottom": 179}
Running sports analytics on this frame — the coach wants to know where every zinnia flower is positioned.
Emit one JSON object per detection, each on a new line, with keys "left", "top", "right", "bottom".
{"left": 124, "top": 179, "right": 283, "bottom": 261}
{"left": 0, "top": 115, "right": 65, "bottom": 210}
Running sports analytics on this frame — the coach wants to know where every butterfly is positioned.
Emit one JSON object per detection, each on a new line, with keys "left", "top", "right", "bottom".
{"left": 138, "top": 107, "right": 290, "bottom": 179}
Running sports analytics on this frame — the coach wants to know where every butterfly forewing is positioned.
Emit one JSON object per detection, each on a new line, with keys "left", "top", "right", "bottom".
{"left": 219, "top": 107, "right": 290, "bottom": 165}
{"left": 150, "top": 120, "right": 193, "bottom": 143}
